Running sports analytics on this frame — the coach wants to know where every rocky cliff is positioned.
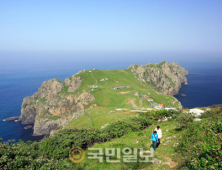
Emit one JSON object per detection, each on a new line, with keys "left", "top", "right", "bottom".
{"left": 19, "top": 61, "right": 188, "bottom": 136}
{"left": 128, "top": 61, "right": 188, "bottom": 95}
{"left": 19, "top": 71, "right": 95, "bottom": 136}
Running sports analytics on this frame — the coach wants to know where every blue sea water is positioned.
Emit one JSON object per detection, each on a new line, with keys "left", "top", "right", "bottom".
{"left": 176, "top": 62, "right": 222, "bottom": 108}
{"left": 0, "top": 58, "right": 222, "bottom": 142}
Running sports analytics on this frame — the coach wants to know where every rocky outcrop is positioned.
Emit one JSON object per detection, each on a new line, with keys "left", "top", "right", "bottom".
{"left": 128, "top": 61, "right": 188, "bottom": 95}
{"left": 19, "top": 62, "right": 187, "bottom": 136}
{"left": 24, "top": 125, "right": 33, "bottom": 129}
{"left": 4, "top": 116, "right": 20, "bottom": 121}
{"left": 20, "top": 73, "right": 95, "bottom": 136}
{"left": 65, "top": 76, "right": 83, "bottom": 92}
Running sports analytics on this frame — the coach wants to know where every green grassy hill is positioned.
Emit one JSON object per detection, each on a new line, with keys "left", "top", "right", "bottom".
{"left": 2, "top": 107, "right": 221, "bottom": 169}
{"left": 65, "top": 107, "right": 137, "bottom": 129}
{"left": 2, "top": 64, "right": 204, "bottom": 170}
{"left": 66, "top": 68, "right": 181, "bottom": 109}
{"left": 19, "top": 62, "right": 184, "bottom": 137}
{"left": 63, "top": 68, "right": 181, "bottom": 130}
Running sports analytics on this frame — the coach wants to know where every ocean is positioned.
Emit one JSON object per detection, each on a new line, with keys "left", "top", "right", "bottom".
{"left": 0, "top": 58, "right": 222, "bottom": 142}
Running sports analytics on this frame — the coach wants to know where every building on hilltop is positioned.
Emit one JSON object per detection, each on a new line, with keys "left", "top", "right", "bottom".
{"left": 112, "top": 86, "right": 132, "bottom": 90}
{"left": 147, "top": 98, "right": 153, "bottom": 102}
{"left": 90, "top": 85, "right": 98, "bottom": 88}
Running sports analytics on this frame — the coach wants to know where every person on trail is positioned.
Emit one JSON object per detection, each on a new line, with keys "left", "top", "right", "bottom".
{"left": 150, "top": 130, "right": 159, "bottom": 151}
{"left": 155, "top": 126, "right": 162, "bottom": 148}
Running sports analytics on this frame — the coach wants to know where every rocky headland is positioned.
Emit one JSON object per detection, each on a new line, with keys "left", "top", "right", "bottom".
{"left": 18, "top": 61, "right": 188, "bottom": 136}
{"left": 128, "top": 61, "right": 188, "bottom": 95}
{"left": 19, "top": 71, "right": 95, "bottom": 136}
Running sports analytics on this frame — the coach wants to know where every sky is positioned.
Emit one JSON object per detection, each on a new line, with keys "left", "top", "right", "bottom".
{"left": 0, "top": 0, "right": 222, "bottom": 69}
{"left": 0, "top": 0, "right": 222, "bottom": 53}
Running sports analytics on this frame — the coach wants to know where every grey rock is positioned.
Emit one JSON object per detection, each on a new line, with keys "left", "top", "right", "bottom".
{"left": 4, "top": 116, "right": 20, "bottom": 121}
{"left": 33, "top": 121, "right": 59, "bottom": 136}
{"left": 128, "top": 61, "right": 188, "bottom": 96}
{"left": 65, "top": 76, "right": 83, "bottom": 92}
{"left": 20, "top": 74, "right": 95, "bottom": 136}
{"left": 101, "top": 123, "right": 110, "bottom": 129}
{"left": 19, "top": 104, "right": 36, "bottom": 124}
{"left": 153, "top": 158, "right": 159, "bottom": 164}
{"left": 35, "top": 78, "right": 64, "bottom": 99}
{"left": 24, "top": 125, "right": 33, "bottom": 129}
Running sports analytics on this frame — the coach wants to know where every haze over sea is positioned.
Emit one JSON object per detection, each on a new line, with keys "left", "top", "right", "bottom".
{"left": 0, "top": 52, "right": 222, "bottom": 142}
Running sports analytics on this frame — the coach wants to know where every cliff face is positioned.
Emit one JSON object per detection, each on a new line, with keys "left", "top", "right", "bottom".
{"left": 19, "top": 71, "right": 95, "bottom": 136}
{"left": 19, "top": 62, "right": 188, "bottom": 136}
{"left": 128, "top": 61, "right": 189, "bottom": 95}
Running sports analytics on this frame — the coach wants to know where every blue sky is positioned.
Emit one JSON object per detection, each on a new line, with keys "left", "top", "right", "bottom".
{"left": 0, "top": 0, "right": 222, "bottom": 54}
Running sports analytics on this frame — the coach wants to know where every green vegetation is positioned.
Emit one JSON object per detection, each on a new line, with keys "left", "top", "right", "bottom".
{"left": 2, "top": 67, "right": 220, "bottom": 169}
{"left": 38, "top": 97, "right": 46, "bottom": 103}
{"left": 66, "top": 108, "right": 137, "bottom": 129}
{"left": 70, "top": 69, "right": 180, "bottom": 109}
{"left": 0, "top": 113, "right": 154, "bottom": 169}
{"left": 50, "top": 116, "right": 60, "bottom": 120}
{"left": 60, "top": 85, "right": 69, "bottom": 94}
{"left": 1, "top": 108, "right": 222, "bottom": 169}
{"left": 176, "top": 110, "right": 222, "bottom": 169}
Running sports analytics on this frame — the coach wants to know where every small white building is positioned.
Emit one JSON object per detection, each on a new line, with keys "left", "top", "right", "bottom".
{"left": 165, "top": 108, "right": 177, "bottom": 111}
{"left": 90, "top": 85, "right": 98, "bottom": 88}
{"left": 189, "top": 108, "right": 204, "bottom": 117}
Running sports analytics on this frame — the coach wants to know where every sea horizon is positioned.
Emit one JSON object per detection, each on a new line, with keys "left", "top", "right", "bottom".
{"left": 0, "top": 56, "right": 222, "bottom": 142}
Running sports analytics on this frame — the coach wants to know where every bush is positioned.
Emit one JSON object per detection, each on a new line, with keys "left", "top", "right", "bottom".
{"left": 0, "top": 116, "right": 152, "bottom": 169}
{"left": 176, "top": 110, "right": 222, "bottom": 169}
{"left": 175, "top": 112, "right": 194, "bottom": 129}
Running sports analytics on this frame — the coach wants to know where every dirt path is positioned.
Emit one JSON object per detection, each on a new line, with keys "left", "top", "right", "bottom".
{"left": 119, "top": 91, "right": 130, "bottom": 94}
{"left": 126, "top": 98, "right": 137, "bottom": 107}
{"left": 158, "top": 154, "right": 179, "bottom": 169}
{"left": 91, "top": 72, "right": 98, "bottom": 85}
{"left": 139, "top": 99, "right": 143, "bottom": 106}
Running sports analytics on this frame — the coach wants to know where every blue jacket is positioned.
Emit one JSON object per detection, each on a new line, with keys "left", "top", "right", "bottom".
{"left": 151, "top": 133, "right": 159, "bottom": 142}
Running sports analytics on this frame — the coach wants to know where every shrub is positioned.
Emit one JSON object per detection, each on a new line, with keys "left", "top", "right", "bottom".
{"left": 0, "top": 116, "right": 152, "bottom": 169}
{"left": 176, "top": 110, "right": 222, "bottom": 169}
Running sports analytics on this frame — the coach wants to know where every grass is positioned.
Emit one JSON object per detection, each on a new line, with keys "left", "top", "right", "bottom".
{"left": 66, "top": 108, "right": 138, "bottom": 129}
{"left": 63, "top": 119, "right": 185, "bottom": 170}
{"left": 38, "top": 97, "right": 47, "bottom": 103}
{"left": 30, "top": 67, "right": 181, "bottom": 129}
{"left": 50, "top": 116, "right": 60, "bottom": 120}
{"left": 60, "top": 86, "right": 69, "bottom": 94}
{"left": 68, "top": 69, "right": 180, "bottom": 109}
{"left": 63, "top": 68, "right": 181, "bottom": 131}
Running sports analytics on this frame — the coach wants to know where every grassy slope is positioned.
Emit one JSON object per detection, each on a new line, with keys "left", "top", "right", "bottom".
{"left": 72, "top": 69, "right": 180, "bottom": 109}
{"left": 66, "top": 108, "right": 137, "bottom": 129}
{"left": 60, "top": 68, "right": 184, "bottom": 169}
{"left": 64, "top": 68, "right": 181, "bottom": 129}
{"left": 63, "top": 120, "right": 186, "bottom": 170}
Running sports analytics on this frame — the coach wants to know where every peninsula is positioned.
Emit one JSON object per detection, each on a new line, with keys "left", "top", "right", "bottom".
{"left": 18, "top": 61, "right": 188, "bottom": 136}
